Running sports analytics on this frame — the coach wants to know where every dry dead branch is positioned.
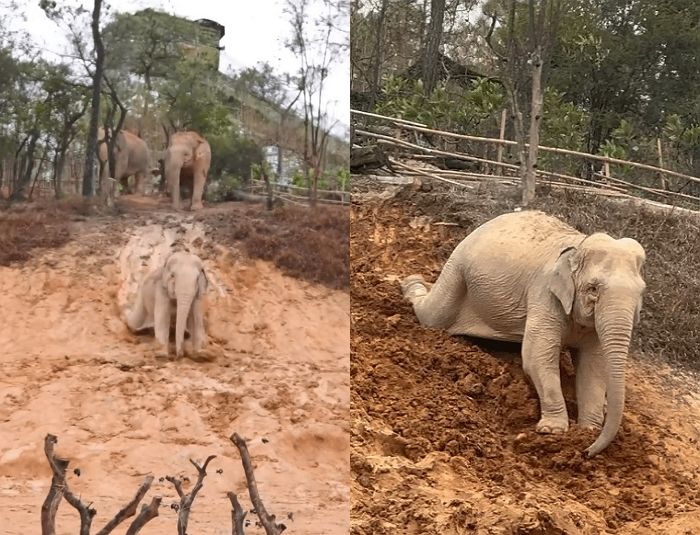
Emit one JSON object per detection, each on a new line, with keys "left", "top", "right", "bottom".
{"left": 231, "top": 433, "right": 286, "bottom": 535}
{"left": 166, "top": 455, "right": 217, "bottom": 535}
{"left": 95, "top": 476, "right": 154, "bottom": 535}
{"left": 41, "top": 434, "right": 69, "bottom": 535}
{"left": 42, "top": 433, "right": 158, "bottom": 535}
{"left": 124, "top": 497, "right": 162, "bottom": 535}
{"left": 227, "top": 492, "right": 248, "bottom": 535}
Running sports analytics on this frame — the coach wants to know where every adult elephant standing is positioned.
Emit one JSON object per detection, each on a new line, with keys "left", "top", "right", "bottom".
{"left": 401, "top": 210, "right": 647, "bottom": 457}
{"left": 97, "top": 128, "right": 151, "bottom": 194}
{"left": 163, "top": 131, "right": 211, "bottom": 211}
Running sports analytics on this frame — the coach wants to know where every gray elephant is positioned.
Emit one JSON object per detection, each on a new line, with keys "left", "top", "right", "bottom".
{"left": 126, "top": 251, "right": 208, "bottom": 358}
{"left": 98, "top": 128, "right": 151, "bottom": 194}
{"left": 401, "top": 210, "right": 646, "bottom": 457}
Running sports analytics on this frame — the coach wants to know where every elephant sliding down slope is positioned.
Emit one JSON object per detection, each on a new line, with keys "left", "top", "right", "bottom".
{"left": 126, "top": 251, "right": 208, "bottom": 358}
{"left": 401, "top": 210, "right": 646, "bottom": 457}
{"left": 163, "top": 131, "right": 211, "bottom": 211}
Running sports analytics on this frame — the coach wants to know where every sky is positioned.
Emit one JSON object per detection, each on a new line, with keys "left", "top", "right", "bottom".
{"left": 5, "top": 0, "right": 350, "bottom": 138}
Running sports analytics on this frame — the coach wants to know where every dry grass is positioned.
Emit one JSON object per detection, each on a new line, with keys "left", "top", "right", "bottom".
{"left": 200, "top": 203, "right": 350, "bottom": 290}
{"left": 379, "top": 180, "right": 700, "bottom": 369}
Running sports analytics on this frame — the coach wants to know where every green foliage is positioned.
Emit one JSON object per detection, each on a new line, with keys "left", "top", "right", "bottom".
{"left": 205, "top": 174, "right": 242, "bottom": 203}
{"left": 208, "top": 131, "right": 263, "bottom": 184}
{"left": 291, "top": 169, "right": 308, "bottom": 188}
{"left": 375, "top": 75, "right": 505, "bottom": 134}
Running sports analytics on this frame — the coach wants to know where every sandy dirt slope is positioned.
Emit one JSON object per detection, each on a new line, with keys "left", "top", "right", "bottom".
{"left": 0, "top": 198, "right": 349, "bottom": 534}
{"left": 350, "top": 190, "right": 700, "bottom": 534}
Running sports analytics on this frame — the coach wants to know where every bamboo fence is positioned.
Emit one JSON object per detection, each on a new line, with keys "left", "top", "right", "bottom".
{"left": 351, "top": 109, "right": 700, "bottom": 212}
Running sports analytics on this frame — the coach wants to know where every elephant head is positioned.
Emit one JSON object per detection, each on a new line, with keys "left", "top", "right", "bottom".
{"left": 550, "top": 233, "right": 646, "bottom": 456}
{"left": 162, "top": 251, "right": 208, "bottom": 356}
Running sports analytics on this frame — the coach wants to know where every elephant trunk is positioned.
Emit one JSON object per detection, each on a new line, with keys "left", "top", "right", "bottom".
{"left": 175, "top": 290, "right": 196, "bottom": 357}
{"left": 586, "top": 293, "right": 638, "bottom": 457}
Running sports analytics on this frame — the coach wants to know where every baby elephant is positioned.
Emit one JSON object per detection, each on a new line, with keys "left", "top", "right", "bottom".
{"left": 126, "top": 251, "right": 208, "bottom": 358}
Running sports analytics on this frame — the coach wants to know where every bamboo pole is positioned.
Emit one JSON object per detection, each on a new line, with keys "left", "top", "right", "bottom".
{"left": 351, "top": 109, "right": 700, "bottom": 185}
{"left": 593, "top": 173, "right": 700, "bottom": 204}
{"left": 357, "top": 129, "right": 632, "bottom": 194}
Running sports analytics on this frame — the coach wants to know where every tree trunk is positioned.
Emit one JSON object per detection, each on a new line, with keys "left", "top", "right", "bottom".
{"left": 421, "top": 0, "right": 445, "bottom": 95}
{"left": 82, "top": 0, "right": 105, "bottom": 197}
{"left": 523, "top": 48, "right": 543, "bottom": 206}
{"left": 368, "top": 0, "right": 388, "bottom": 109}
{"left": 11, "top": 130, "right": 39, "bottom": 201}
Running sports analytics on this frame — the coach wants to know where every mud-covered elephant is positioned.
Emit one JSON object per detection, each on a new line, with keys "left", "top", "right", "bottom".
{"left": 126, "top": 251, "right": 208, "bottom": 358}
{"left": 401, "top": 210, "right": 646, "bottom": 457}
{"left": 163, "top": 131, "right": 211, "bottom": 211}
{"left": 97, "top": 128, "right": 150, "bottom": 194}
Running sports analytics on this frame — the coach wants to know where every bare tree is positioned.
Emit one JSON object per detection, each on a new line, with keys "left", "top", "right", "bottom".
{"left": 285, "top": 0, "right": 348, "bottom": 206}
{"left": 485, "top": 0, "right": 563, "bottom": 206}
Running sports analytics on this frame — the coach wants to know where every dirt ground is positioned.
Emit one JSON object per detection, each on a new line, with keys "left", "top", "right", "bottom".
{"left": 0, "top": 195, "right": 350, "bottom": 534}
{"left": 350, "top": 177, "right": 700, "bottom": 534}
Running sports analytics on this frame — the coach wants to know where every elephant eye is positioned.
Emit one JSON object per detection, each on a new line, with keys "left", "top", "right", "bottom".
{"left": 585, "top": 283, "right": 599, "bottom": 295}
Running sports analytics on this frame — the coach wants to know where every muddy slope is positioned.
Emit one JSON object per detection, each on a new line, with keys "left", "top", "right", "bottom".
{"left": 0, "top": 202, "right": 349, "bottom": 534}
{"left": 350, "top": 189, "right": 700, "bottom": 534}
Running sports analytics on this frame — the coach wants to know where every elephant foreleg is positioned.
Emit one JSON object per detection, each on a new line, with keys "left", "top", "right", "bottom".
{"left": 574, "top": 336, "right": 607, "bottom": 429}
{"left": 154, "top": 289, "right": 171, "bottom": 355}
{"left": 522, "top": 314, "right": 569, "bottom": 434}
{"left": 190, "top": 298, "right": 206, "bottom": 353}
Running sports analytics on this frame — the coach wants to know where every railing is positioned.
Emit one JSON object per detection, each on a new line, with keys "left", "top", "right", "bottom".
{"left": 242, "top": 179, "right": 350, "bottom": 206}
{"left": 351, "top": 109, "right": 700, "bottom": 212}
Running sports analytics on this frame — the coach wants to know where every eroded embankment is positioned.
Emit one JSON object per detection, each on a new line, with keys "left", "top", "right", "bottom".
{"left": 0, "top": 204, "right": 350, "bottom": 535}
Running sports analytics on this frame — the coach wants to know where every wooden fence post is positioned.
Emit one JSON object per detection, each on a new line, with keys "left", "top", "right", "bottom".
{"left": 657, "top": 138, "right": 667, "bottom": 190}
{"left": 496, "top": 108, "right": 507, "bottom": 176}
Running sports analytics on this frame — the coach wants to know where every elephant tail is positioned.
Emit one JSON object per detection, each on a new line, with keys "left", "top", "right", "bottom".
{"left": 401, "top": 245, "right": 467, "bottom": 329}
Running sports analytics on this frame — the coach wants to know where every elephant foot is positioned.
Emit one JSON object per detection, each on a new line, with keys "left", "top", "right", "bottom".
{"left": 401, "top": 275, "right": 428, "bottom": 300}
{"left": 536, "top": 416, "right": 569, "bottom": 434}
{"left": 576, "top": 419, "right": 603, "bottom": 431}
{"left": 190, "top": 202, "right": 204, "bottom": 211}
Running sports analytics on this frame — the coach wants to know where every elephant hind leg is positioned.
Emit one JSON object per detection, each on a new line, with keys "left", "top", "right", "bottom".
{"left": 401, "top": 255, "right": 466, "bottom": 329}
{"left": 190, "top": 170, "right": 205, "bottom": 211}
{"left": 126, "top": 292, "right": 147, "bottom": 332}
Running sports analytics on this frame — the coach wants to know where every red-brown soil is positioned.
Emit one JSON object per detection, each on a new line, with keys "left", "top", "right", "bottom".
{"left": 350, "top": 181, "right": 700, "bottom": 534}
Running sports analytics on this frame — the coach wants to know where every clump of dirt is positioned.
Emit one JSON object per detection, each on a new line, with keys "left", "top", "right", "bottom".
{"left": 350, "top": 186, "right": 700, "bottom": 534}
{"left": 198, "top": 203, "right": 349, "bottom": 290}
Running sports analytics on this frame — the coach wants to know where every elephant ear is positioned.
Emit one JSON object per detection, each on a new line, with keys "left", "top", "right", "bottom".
{"left": 197, "top": 269, "right": 209, "bottom": 297}
{"left": 161, "top": 256, "right": 176, "bottom": 298}
{"left": 550, "top": 246, "right": 580, "bottom": 315}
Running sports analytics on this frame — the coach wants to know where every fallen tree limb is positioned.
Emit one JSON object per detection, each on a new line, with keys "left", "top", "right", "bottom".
{"left": 231, "top": 433, "right": 286, "bottom": 535}
{"left": 166, "top": 455, "right": 217, "bottom": 535}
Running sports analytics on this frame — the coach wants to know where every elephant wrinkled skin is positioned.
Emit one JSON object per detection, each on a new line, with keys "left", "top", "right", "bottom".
{"left": 164, "top": 131, "right": 211, "bottom": 211}
{"left": 97, "top": 128, "right": 150, "bottom": 194}
{"left": 126, "top": 251, "right": 208, "bottom": 358}
{"left": 401, "top": 210, "right": 646, "bottom": 457}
